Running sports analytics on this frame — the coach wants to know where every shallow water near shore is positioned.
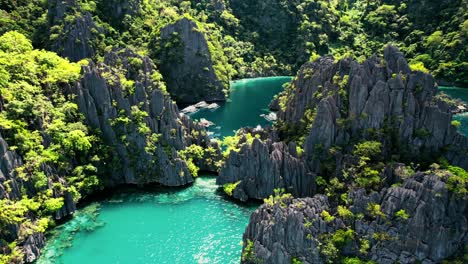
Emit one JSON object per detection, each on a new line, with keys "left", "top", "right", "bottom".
{"left": 439, "top": 86, "right": 468, "bottom": 136}
{"left": 37, "top": 177, "right": 257, "bottom": 264}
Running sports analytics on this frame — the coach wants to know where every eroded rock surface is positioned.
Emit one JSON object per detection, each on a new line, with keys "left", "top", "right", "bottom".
{"left": 158, "top": 18, "right": 228, "bottom": 104}
{"left": 0, "top": 135, "right": 76, "bottom": 262}
{"left": 243, "top": 172, "right": 467, "bottom": 264}
{"left": 72, "top": 48, "right": 218, "bottom": 186}
{"left": 279, "top": 46, "right": 468, "bottom": 169}
{"left": 218, "top": 129, "right": 314, "bottom": 201}
{"left": 221, "top": 46, "right": 468, "bottom": 202}
{"left": 47, "top": 0, "right": 103, "bottom": 62}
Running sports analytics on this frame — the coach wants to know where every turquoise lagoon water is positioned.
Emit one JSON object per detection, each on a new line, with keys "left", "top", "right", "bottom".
{"left": 191, "top": 76, "right": 293, "bottom": 138}
{"left": 439, "top": 86, "right": 468, "bottom": 136}
{"left": 37, "top": 77, "right": 293, "bottom": 264}
{"left": 37, "top": 178, "right": 256, "bottom": 264}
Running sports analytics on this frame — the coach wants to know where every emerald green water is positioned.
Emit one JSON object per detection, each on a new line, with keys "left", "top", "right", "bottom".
{"left": 191, "top": 76, "right": 293, "bottom": 137}
{"left": 38, "top": 77, "right": 292, "bottom": 264}
{"left": 439, "top": 86, "right": 468, "bottom": 136}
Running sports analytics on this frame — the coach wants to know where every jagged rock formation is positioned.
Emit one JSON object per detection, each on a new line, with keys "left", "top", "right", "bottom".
{"left": 217, "top": 128, "right": 315, "bottom": 201}
{"left": 220, "top": 46, "right": 468, "bottom": 202}
{"left": 279, "top": 46, "right": 468, "bottom": 169}
{"left": 158, "top": 17, "right": 228, "bottom": 104}
{"left": 96, "top": 0, "right": 142, "bottom": 29}
{"left": 238, "top": 46, "right": 468, "bottom": 261}
{"left": 0, "top": 135, "right": 76, "bottom": 262}
{"left": 0, "top": 43, "right": 220, "bottom": 263}
{"left": 72, "top": 48, "right": 218, "bottom": 186}
{"left": 47, "top": 0, "right": 103, "bottom": 62}
{"left": 242, "top": 172, "right": 467, "bottom": 264}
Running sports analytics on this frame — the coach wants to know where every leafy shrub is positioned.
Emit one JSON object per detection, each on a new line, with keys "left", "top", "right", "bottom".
{"left": 223, "top": 181, "right": 241, "bottom": 196}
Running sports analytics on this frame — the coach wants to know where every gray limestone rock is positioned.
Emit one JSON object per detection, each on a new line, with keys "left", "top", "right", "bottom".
{"left": 47, "top": 0, "right": 103, "bottom": 62}
{"left": 72, "top": 48, "right": 218, "bottom": 186}
{"left": 242, "top": 172, "right": 467, "bottom": 263}
{"left": 158, "top": 18, "right": 228, "bottom": 104}
{"left": 217, "top": 128, "right": 315, "bottom": 201}
{"left": 0, "top": 134, "right": 76, "bottom": 263}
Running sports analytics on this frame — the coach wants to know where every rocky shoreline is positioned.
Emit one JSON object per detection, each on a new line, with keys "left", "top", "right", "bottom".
{"left": 218, "top": 46, "right": 468, "bottom": 263}
{"left": 242, "top": 171, "right": 467, "bottom": 264}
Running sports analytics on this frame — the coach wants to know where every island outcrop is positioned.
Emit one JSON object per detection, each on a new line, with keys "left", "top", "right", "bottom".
{"left": 219, "top": 46, "right": 468, "bottom": 202}
{"left": 217, "top": 128, "right": 315, "bottom": 201}
{"left": 242, "top": 170, "right": 467, "bottom": 264}
{"left": 72, "top": 48, "right": 218, "bottom": 186}
{"left": 236, "top": 46, "right": 468, "bottom": 263}
{"left": 0, "top": 32, "right": 219, "bottom": 263}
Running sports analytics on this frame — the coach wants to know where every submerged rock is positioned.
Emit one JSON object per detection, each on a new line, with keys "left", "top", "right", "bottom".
{"left": 242, "top": 172, "right": 468, "bottom": 264}
{"left": 158, "top": 17, "right": 229, "bottom": 104}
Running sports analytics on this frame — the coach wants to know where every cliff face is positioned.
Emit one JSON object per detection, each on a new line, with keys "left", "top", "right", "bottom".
{"left": 158, "top": 18, "right": 228, "bottom": 104}
{"left": 243, "top": 172, "right": 467, "bottom": 264}
{"left": 220, "top": 46, "right": 468, "bottom": 202}
{"left": 0, "top": 40, "right": 220, "bottom": 262}
{"left": 217, "top": 128, "right": 315, "bottom": 201}
{"left": 0, "top": 136, "right": 76, "bottom": 262}
{"left": 95, "top": 0, "right": 142, "bottom": 29}
{"left": 238, "top": 46, "right": 468, "bottom": 263}
{"left": 279, "top": 46, "right": 468, "bottom": 169}
{"left": 72, "top": 48, "right": 217, "bottom": 186}
{"left": 47, "top": 0, "right": 103, "bottom": 62}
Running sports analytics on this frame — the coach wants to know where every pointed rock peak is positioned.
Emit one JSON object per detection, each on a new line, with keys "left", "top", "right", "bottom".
{"left": 48, "top": 0, "right": 79, "bottom": 24}
{"left": 384, "top": 45, "right": 411, "bottom": 75}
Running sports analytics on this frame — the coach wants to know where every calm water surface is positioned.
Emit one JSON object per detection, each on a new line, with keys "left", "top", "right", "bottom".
{"left": 439, "top": 86, "right": 468, "bottom": 136}
{"left": 191, "top": 76, "right": 292, "bottom": 137}
{"left": 38, "top": 77, "right": 292, "bottom": 264}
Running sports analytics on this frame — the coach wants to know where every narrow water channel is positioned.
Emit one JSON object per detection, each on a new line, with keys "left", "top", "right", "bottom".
{"left": 37, "top": 77, "right": 293, "bottom": 264}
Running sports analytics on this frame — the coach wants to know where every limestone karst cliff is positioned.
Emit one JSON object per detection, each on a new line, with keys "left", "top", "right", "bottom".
{"left": 219, "top": 46, "right": 468, "bottom": 202}
{"left": 217, "top": 128, "right": 314, "bottom": 201}
{"left": 0, "top": 33, "right": 219, "bottom": 263}
{"left": 157, "top": 17, "right": 230, "bottom": 104}
{"left": 235, "top": 46, "right": 468, "bottom": 263}
{"left": 72, "top": 48, "right": 217, "bottom": 186}
{"left": 242, "top": 171, "right": 467, "bottom": 264}
{"left": 47, "top": 0, "right": 103, "bottom": 62}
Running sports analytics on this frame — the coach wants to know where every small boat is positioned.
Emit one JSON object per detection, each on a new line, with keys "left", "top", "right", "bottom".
{"left": 194, "top": 101, "right": 209, "bottom": 108}
{"left": 207, "top": 103, "right": 220, "bottom": 110}
{"left": 181, "top": 105, "right": 198, "bottom": 114}
{"left": 199, "top": 118, "right": 215, "bottom": 127}
{"left": 262, "top": 112, "right": 277, "bottom": 122}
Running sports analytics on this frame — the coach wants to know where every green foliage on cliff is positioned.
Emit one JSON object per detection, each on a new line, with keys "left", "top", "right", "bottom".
{"left": 2, "top": 0, "right": 466, "bottom": 84}
{"left": 178, "top": 144, "right": 205, "bottom": 177}
{"left": 446, "top": 165, "right": 468, "bottom": 196}
{"left": 263, "top": 188, "right": 293, "bottom": 207}
{"left": 0, "top": 31, "right": 104, "bottom": 260}
{"left": 223, "top": 181, "right": 241, "bottom": 196}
